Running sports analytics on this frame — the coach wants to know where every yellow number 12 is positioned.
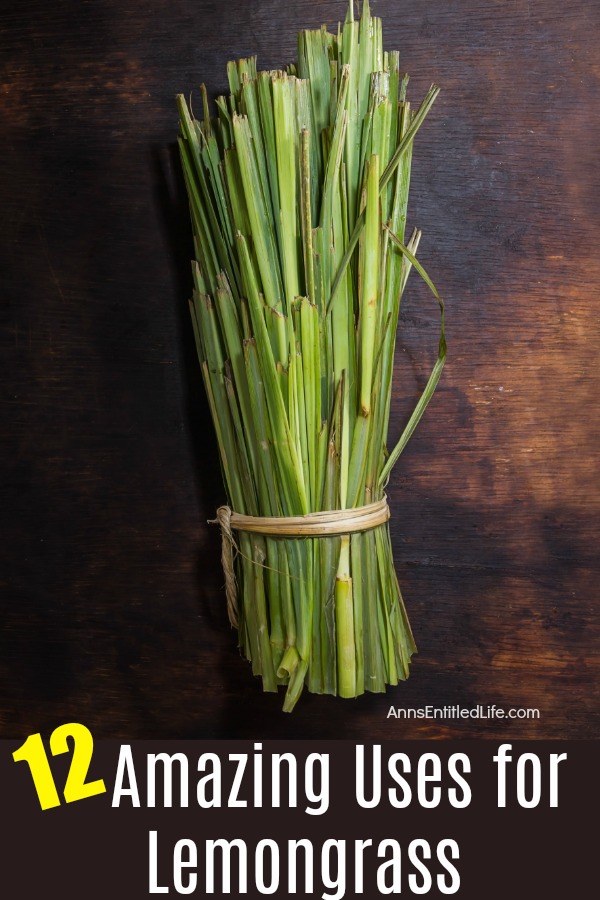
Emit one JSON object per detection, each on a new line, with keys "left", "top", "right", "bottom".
{"left": 12, "top": 723, "right": 106, "bottom": 810}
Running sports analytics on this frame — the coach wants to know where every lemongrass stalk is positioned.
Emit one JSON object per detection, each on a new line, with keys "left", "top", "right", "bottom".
{"left": 309, "top": 536, "right": 324, "bottom": 694}
{"left": 232, "top": 115, "right": 285, "bottom": 340}
{"left": 320, "top": 436, "right": 340, "bottom": 695}
{"left": 359, "top": 153, "right": 380, "bottom": 416}
{"left": 251, "top": 540, "right": 278, "bottom": 691}
{"left": 273, "top": 74, "right": 301, "bottom": 307}
{"left": 350, "top": 532, "right": 365, "bottom": 695}
{"left": 300, "top": 129, "right": 316, "bottom": 303}
{"left": 331, "top": 376, "right": 355, "bottom": 696}
{"left": 335, "top": 534, "right": 355, "bottom": 697}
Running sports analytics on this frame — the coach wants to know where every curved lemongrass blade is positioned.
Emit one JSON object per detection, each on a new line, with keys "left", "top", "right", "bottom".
{"left": 378, "top": 226, "right": 446, "bottom": 487}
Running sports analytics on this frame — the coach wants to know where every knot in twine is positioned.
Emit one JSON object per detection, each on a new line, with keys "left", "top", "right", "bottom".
{"left": 209, "top": 497, "right": 390, "bottom": 628}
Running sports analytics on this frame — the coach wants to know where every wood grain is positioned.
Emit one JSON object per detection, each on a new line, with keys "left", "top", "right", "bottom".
{"left": 1, "top": 0, "right": 598, "bottom": 738}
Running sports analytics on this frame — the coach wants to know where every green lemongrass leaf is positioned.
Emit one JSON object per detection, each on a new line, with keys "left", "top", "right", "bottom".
{"left": 223, "top": 367, "right": 259, "bottom": 514}
{"left": 385, "top": 225, "right": 443, "bottom": 304}
{"left": 223, "top": 147, "right": 251, "bottom": 237}
{"left": 341, "top": 10, "right": 360, "bottom": 223}
{"left": 328, "top": 83, "right": 440, "bottom": 310}
{"left": 240, "top": 77, "right": 271, "bottom": 211}
{"left": 232, "top": 114, "right": 283, "bottom": 312}
{"left": 178, "top": 137, "right": 219, "bottom": 287}
{"left": 300, "top": 129, "right": 316, "bottom": 303}
{"left": 272, "top": 74, "right": 301, "bottom": 307}
{"left": 378, "top": 227, "right": 446, "bottom": 486}
{"left": 256, "top": 72, "right": 282, "bottom": 246}
{"left": 357, "top": 0, "right": 375, "bottom": 125}
{"left": 201, "top": 128, "right": 236, "bottom": 249}
{"left": 178, "top": 97, "right": 238, "bottom": 292}
{"left": 359, "top": 153, "right": 380, "bottom": 416}
{"left": 237, "top": 231, "right": 308, "bottom": 513}
{"left": 319, "top": 65, "right": 350, "bottom": 244}
{"left": 214, "top": 280, "right": 260, "bottom": 484}
{"left": 297, "top": 25, "right": 333, "bottom": 176}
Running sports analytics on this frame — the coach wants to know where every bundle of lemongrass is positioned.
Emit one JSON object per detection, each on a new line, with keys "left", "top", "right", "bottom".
{"left": 177, "top": 0, "right": 445, "bottom": 711}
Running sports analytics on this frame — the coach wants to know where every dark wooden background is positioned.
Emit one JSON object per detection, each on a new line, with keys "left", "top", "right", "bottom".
{"left": 1, "top": 0, "right": 598, "bottom": 739}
